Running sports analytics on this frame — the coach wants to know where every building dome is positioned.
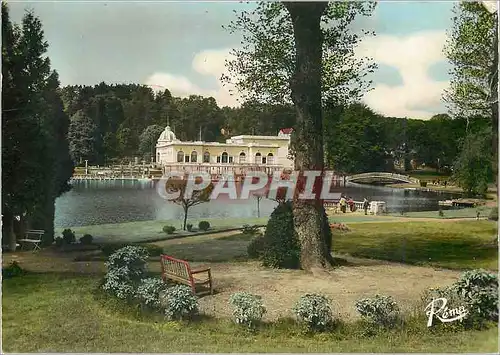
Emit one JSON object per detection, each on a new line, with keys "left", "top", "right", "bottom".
{"left": 158, "top": 125, "right": 177, "bottom": 142}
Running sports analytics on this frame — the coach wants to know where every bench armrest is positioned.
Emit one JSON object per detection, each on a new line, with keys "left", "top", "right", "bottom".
{"left": 191, "top": 268, "right": 211, "bottom": 274}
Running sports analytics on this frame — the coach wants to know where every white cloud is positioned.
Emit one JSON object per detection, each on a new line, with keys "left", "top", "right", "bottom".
{"left": 146, "top": 30, "right": 450, "bottom": 118}
{"left": 356, "top": 30, "right": 450, "bottom": 119}
{"left": 145, "top": 49, "right": 242, "bottom": 107}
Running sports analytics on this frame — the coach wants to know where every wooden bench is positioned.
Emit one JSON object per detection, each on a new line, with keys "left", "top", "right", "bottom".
{"left": 160, "top": 255, "right": 213, "bottom": 295}
{"left": 18, "top": 229, "right": 44, "bottom": 252}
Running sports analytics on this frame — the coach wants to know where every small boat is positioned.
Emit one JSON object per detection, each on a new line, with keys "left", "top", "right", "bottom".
{"left": 438, "top": 200, "right": 453, "bottom": 207}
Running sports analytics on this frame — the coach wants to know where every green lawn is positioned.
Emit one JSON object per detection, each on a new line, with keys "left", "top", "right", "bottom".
{"left": 333, "top": 221, "right": 498, "bottom": 270}
{"left": 2, "top": 274, "right": 497, "bottom": 353}
{"left": 389, "top": 206, "right": 494, "bottom": 219}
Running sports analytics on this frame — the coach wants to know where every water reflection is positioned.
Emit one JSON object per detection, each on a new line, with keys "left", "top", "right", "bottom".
{"left": 54, "top": 180, "right": 461, "bottom": 228}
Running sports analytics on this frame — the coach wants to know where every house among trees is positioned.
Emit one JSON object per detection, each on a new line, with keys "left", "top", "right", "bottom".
{"left": 155, "top": 125, "right": 294, "bottom": 175}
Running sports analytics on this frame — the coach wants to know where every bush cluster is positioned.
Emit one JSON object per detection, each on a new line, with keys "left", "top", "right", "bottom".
{"left": 61, "top": 229, "right": 76, "bottom": 244}
{"left": 2, "top": 261, "right": 26, "bottom": 279}
{"left": 102, "top": 246, "right": 149, "bottom": 299}
{"left": 102, "top": 247, "right": 198, "bottom": 320}
{"left": 198, "top": 221, "right": 210, "bottom": 231}
{"left": 260, "top": 201, "right": 301, "bottom": 269}
{"left": 160, "top": 285, "right": 199, "bottom": 321}
{"left": 293, "top": 294, "right": 333, "bottom": 332}
{"left": 162, "top": 225, "right": 176, "bottom": 234}
{"left": 186, "top": 223, "right": 193, "bottom": 232}
{"left": 355, "top": 295, "right": 400, "bottom": 328}
{"left": 79, "top": 234, "right": 93, "bottom": 245}
{"left": 488, "top": 207, "right": 498, "bottom": 221}
{"left": 229, "top": 292, "right": 266, "bottom": 329}
{"left": 241, "top": 224, "right": 260, "bottom": 235}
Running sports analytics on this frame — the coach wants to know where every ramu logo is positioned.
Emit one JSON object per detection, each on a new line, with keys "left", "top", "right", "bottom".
{"left": 425, "top": 297, "right": 468, "bottom": 327}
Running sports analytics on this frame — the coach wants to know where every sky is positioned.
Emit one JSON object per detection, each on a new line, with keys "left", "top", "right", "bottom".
{"left": 8, "top": 0, "right": 461, "bottom": 119}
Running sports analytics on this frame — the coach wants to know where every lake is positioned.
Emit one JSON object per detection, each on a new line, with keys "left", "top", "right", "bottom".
{"left": 54, "top": 179, "right": 461, "bottom": 228}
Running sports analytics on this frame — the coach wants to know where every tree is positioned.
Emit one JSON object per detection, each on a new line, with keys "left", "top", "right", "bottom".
{"left": 444, "top": 2, "right": 498, "bottom": 180}
{"left": 1, "top": 5, "right": 72, "bottom": 247}
{"left": 324, "top": 103, "right": 389, "bottom": 173}
{"left": 223, "top": 1, "right": 377, "bottom": 105}
{"left": 138, "top": 124, "right": 164, "bottom": 160}
{"left": 164, "top": 177, "right": 214, "bottom": 231}
{"left": 68, "top": 110, "right": 97, "bottom": 164}
{"left": 452, "top": 127, "right": 493, "bottom": 196}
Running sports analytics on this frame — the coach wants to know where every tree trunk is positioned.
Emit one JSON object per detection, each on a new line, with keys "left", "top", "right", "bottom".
{"left": 2, "top": 210, "right": 17, "bottom": 251}
{"left": 183, "top": 205, "right": 188, "bottom": 231}
{"left": 284, "top": 2, "right": 333, "bottom": 272}
{"left": 491, "top": 14, "right": 498, "bottom": 189}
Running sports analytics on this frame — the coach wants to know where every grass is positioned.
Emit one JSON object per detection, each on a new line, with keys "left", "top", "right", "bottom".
{"left": 2, "top": 273, "right": 498, "bottom": 353}
{"left": 390, "top": 206, "right": 494, "bottom": 219}
{"left": 333, "top": 221, "right": 498, "bottom": 271}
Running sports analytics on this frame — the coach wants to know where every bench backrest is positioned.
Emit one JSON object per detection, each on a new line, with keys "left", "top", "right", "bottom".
{"left": 160, "top": 255, "right": 194, "bottom": 284}
{"left": 25, "top": 230, "right": 45, "bottom": 240}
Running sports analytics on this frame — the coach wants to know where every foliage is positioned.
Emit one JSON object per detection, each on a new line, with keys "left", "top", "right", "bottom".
{"left": 68, "top": 110, "right": 98, "bottom": 164}
{"left": 159, "top": 285, "right": 199, "bottom": 321}
{"left": 488, "top": 207, "right": 498, "bottom": 221}
{"left": 229, "top": 292, "right": 266, "bottom": 329}
{"left": 135, "top": 277, "right": 169, "bottom": 311}
{"left": 54, "top": 237, "right": 64, "bottom": 247}
{"left": 443, "top": 2, "right": 497, "bottom": 120}
{"left": 452, "top": 128, "right": 493, "bottom": 196}
{"left": 102, "top": 246, "right": 149, "bottom": 300}
{"left": 186, "top": 223, "right": 193, "bottom": 232}
{"left": 162, "top": 225, "right": 176, "bottom": 234}
{"left": 198, "top": 221, "right": 210, "bottom": 231}
{"left": 62, "top": 229, "right": 76, "bottom": 244}
{"left": 438, "top": 209, "right": 444, "bottom": 217}
{"left": 260, "top": 201, "right": 300, "bottom": 269}
{"left": 79, "top": 234, "right": 93, "bottom": 245}
{"left": 247, "top": 235, "right": 266, "bottom": 259}
{"left": 355, "top": 295, "right": 400, "bottom": 328}
{"left": 163, "top": 177, "right": 214, "bottom": 231}
{"left": 2, "top": 261, "right": 26, "bottom": 279}
{"left": 241, "top": 224, "right": 260, "bottom": 235}
{"left": 293, "top": 294, "right": 333, "bottom": 332}
{"left": 222, "top": 1, "right": 377, "bottom": 104}
{"left": 453, "top": 269, "right": 498, "bottom": 322}
{"left": 138, "top": 124, "right": 164, "bottom": 160}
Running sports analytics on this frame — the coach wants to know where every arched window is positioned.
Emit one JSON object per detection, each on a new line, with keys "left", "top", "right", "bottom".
{"left": 203, "top": 151, "right": 210, "bottom": 163}
{"left": 255, "top": 152, "right": 262, "bottom": 164}
{"left": 239, "top": 152, "right": 246, "bottom": 164}
{"left": 157, "top": 152, "right": 160, "bottom": 162}
{"left": 191, "top": 151, "right": 198, "bottom": 163}
{"left": 221, "top": 152, "right": 229, "bottom": 164}
{"left": 267, "top": 153, "right": 274, "bottom": 165}
{"left": 177, "top": 151, "right": 184, "bottom": 163}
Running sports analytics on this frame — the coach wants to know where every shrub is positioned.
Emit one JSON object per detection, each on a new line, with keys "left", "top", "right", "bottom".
{"left": 2, "top": 261, "right": 26, "bottom": 279}
{"left": 160, "top": 285, "right": 199, "bottom": 321}
{"left": 54, "top": 237, "right": 64, "bottom": 247}
{"left": 454, "top": 269, "right": 498, "bottom": 322}
{"left": 438, "top": 209, "right": 444, "bottom": 217}
{"left": 62, "top": 229, "right": 76, "bottom": 244}
{"left": 420, "top": 181, "right": 428, "bottom": 187}
{"left": 198, "top": 221, "right": 210, "bottom": 231}
{"left": 488, "top": 207, "right": 498, "bottom": 221}
{"left": 102, "top": 246, "right": 149, "bottom": 300}
{"left": 79, "top": 234, "right": 93, "bottom": 245}
{"left": 355, "top": 295, "right": 400, "bottom": 328}
{"left": 186, "top": 223, "right": 193, "bottom": 232}
{"left": 293, "top": 294, "right": 332, "bottom": 332}
{"left": 135, "top": 277, "right": 169, "bottom": 311}
{"left": 241, "top": 224, "right": 260, "bottom": 235}
{"left": 229, "top": 292, "right": 266, "bottom": 329}
{"left": 247, "top": 235, "right": 265, "bottom": 259}
{"left": 261, "top": 201, "right": 300, "bottom": 269}
{"left": 162, "top": 225, "right": 176, "bottom": 234}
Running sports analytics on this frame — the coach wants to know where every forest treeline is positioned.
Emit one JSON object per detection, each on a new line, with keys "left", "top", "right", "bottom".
{"left": 62, "top": 82, "right": 489, "bottom": 174}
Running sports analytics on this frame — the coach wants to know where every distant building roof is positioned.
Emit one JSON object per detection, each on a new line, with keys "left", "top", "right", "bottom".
{"left": 279, "top": 128, "right": 293, "bottom": 135}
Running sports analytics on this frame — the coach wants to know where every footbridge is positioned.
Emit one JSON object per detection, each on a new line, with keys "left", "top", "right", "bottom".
{"left": 346, "top": 172, "right": 419, "bottom": 184}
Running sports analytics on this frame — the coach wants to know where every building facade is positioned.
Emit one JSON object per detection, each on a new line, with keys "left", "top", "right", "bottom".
{"left": 155, "top": 126, "right": 294, "bottom": 175}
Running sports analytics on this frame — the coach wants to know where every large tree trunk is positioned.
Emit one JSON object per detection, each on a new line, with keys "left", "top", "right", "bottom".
{"left": 284, "top": 2, "right": 333, "bottom": 272}
{"left": 2, "top": 209, "right": 17, "bottom": 251}
{"left": 491, "top": 14, "right": 498, "bottom": 189}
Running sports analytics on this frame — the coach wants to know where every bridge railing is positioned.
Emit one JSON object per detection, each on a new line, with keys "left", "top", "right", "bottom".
{"left": 347, "top": 172, "right": 418, "bottom": 184}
